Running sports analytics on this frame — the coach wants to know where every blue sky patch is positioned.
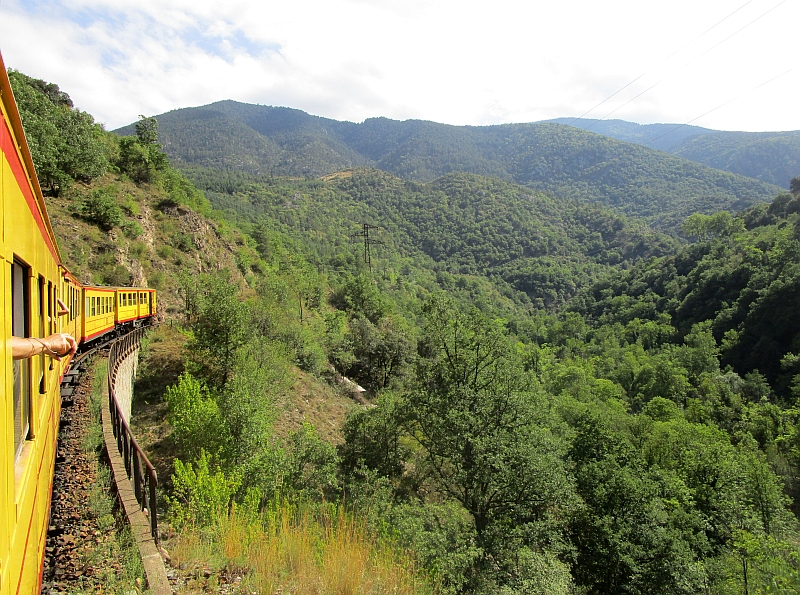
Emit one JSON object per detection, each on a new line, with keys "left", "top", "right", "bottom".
{"left": 16, "top": 0, "right": 128, "bottom": 30}
{"left": 185, "top": 23, "right": 281, "bottom": 61}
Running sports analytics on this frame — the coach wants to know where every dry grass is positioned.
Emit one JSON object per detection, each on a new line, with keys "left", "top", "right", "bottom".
{"left": 169, "top": 501, "right": 435, "bottom": 595}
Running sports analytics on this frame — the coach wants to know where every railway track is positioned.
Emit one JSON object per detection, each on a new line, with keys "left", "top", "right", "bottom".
{"left": 40, "top": 348, "right": 145, "bottom": 594}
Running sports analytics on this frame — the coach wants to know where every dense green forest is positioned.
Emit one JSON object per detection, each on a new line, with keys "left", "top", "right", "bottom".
{"left": 550, "top": 118, "right": 800, "bottom": 188}
{"left": 115, "top": 101, "right": 783, "bottom": 230}
{"left": 13, "top": 68, "right": 800, "bottom": 594}
{"left": 183, "top": 165, "right": 679, "bottom": 309}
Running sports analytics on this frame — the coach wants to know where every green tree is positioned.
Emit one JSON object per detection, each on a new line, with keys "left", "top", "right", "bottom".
{"left": 409, "top": 294, "right": 573, "bottom": 543}
{"left": 9, "top": 70, "right": 108, "bottom": 194}
{"left": 116, "top": 115, "right": 169, "bottom": 183}
{"left": 188, "top": 273, "right": 249, "bottom": 387}
{"left": 346, "top": 315, "right": 415, "bottom": 391}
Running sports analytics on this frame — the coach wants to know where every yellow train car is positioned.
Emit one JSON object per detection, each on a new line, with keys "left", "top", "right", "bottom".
{"left": 81, "top": 286, "right": 117, "bottom": 343}
{"left": 116, "top": 287, "right": 157, "bottom": 327}
{"left": 0, "top": 53, "right": 72, "bottom": 595}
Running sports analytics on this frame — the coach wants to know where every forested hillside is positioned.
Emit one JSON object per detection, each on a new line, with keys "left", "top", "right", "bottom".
{"left": 115, "top": 101, "right": 781, "bottom": 230}
{"left": 672, "top": 131, "right": 800, "bottom": 187}
{"left": 14, "top": 68, "right": 800, "bottom": 594}
{"left": 546, "top": 118, "right": 713, "bottom": 152}
{"left": 184, "top": 165, "right": 678, "bottom": 309}
{"left": 552, "top": 118, "right": 800, "bottom": 188}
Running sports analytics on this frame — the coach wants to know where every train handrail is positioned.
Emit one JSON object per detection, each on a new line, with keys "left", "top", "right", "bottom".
{"left": 107, "top": 326, "right": 159, "bottom": 544}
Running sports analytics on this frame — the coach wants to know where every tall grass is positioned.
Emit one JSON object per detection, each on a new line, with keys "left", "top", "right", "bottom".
{"left": 170, "top": 500, "right": 436, "bottom": 595}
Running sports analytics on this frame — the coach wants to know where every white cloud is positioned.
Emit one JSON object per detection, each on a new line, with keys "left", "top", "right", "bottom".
{"left": 1, "top": 0, "right": 798, "bottom": 131}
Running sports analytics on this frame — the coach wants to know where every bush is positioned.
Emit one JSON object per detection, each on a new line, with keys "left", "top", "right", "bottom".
{"left": 102, "top": 265, "right": 132, "bottom": 287}
{"left": 168, "top": 450, "right": 240, "bottom": 528}
{"left": 148, "top": 270, "right": 165, "bottom": 290}
{"left": 82, "top": 187, "right": 124, "bottom": 230}
{"left": 165, "top": 373, "right": 224, "bottom": 460}
{"left": 121, "top": 220, "right": 143, "bottom": 239}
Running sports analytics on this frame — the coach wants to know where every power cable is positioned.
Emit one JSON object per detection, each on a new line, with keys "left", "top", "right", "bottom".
{"left": 566, "top": 0, "right": 757, "bottom": 127}
{"left": 644, "top": 64, "right": 799, "bottom": 146}
{"left": 583, "top": 0, "right": 789, "bottom": 130}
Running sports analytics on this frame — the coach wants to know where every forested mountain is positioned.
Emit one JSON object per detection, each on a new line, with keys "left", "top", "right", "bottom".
{"left": 570, "top": 190, "right": 800, "bottom": 400}
{"left": 546, "top": 117, "right": 713, "bottom": 152}
{"left": 552, "top": 117, "right": 800, "bottom": 188}
{"left": 672, "top": 130, "right": 800, "bottom": 187}
{"left": 115, "top": 101, "right": 781, "bottom": 230}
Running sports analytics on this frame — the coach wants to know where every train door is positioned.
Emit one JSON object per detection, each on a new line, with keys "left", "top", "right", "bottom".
{"left": 12, "top": 260, "right": 31, "bottom": 461}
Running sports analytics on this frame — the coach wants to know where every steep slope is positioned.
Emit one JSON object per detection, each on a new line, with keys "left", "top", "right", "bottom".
{"left": 115, "top": 102, "right": 782, "bottom": 230}
{"left": 569, "top": 188, "right": 800, "bottom": 396}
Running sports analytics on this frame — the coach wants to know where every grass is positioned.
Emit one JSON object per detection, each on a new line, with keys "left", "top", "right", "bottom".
{"left": 168, "top": 500, "right": 436, "bottom": 595}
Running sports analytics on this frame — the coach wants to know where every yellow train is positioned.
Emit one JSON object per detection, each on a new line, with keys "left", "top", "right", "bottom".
{"left": 1, "top": 52, "right": 157, "bottom": 594}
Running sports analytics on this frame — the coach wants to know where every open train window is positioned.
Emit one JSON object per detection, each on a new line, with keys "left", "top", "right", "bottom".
{"left": 12, "top": 260, "right": 31, "bottom": 461}
{"left": 38, "top": 276, "right": 46, "bottom": 394}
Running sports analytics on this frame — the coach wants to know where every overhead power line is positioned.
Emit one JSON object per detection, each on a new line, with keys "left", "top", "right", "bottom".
{"left": 645, "top": 64, "right": 799, "bottom": 147}
{"left": 583, "top": 0, "right": 790, "bottom": 130}
{"left": 566, "top": 0, "right": 757, "bottom": 128}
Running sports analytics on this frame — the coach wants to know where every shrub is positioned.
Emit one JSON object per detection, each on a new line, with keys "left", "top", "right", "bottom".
{"left": 82, "top": 187, "right": 123, "bottom": 230}
{"left": 165, "top": 373, "right": 224, "bottom": 460}
{"left": 121, "top": 220, "right": 143, "bottom": 239}
{"left": 168, "top": 450, "right": 240, "bottom": 528}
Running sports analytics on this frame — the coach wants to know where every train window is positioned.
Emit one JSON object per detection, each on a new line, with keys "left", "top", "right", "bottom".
{"left": 38, "top": 277, "right": 46, "bottom": 394}
{"left": 12, "top": 261, "right": 31, "bottom": 460}
{"left": 47, "top": 281, "right": 53, "bottom": 335}
{"left": 91, "top": 296, "right": 96, "bottom": 317}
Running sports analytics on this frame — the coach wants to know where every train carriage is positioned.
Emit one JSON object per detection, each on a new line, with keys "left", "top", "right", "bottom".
{"left": 1, "top": 54, "right": 71, "bottom": 595}
{"left": 116, "top": 287, "right": 157, "bottom": 328}
{"left": 81, "top": 286, "right": 117, "bottom": 344}
{"left": 1, "top": 51, "right": 157, "bottom": 594}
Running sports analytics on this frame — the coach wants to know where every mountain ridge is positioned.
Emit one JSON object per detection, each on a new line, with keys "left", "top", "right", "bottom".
{"left": 115, "top": 101, "right": 784, "bottom": 231}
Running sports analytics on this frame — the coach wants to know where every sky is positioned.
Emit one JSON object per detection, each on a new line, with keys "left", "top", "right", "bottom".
{"left": 0, "top": 0, "right": 798, "bottom": 132}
